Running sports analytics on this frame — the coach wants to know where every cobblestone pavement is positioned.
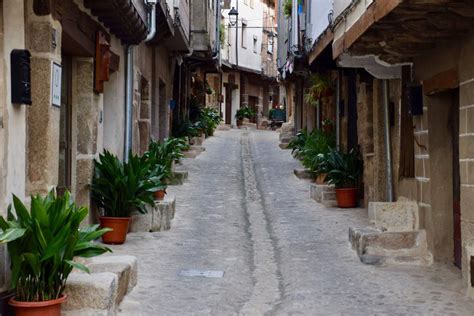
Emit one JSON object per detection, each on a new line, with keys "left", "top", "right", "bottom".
{"left": 116, "top": 129, "right": 474, "bottom": 315}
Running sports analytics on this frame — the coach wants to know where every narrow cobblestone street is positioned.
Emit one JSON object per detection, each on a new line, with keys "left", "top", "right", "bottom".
{"left": 115, "top": 129, "right": 474, "bottom": 315}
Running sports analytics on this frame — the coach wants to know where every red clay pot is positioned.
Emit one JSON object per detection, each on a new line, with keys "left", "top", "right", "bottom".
{"left": 335, "top": 188, "right": 358, "bottom": 208}
{"left": 155, "top": 190, "right": 166, "bottom": 201}
{"left": 99, "top": 217, "right": 131, "bottom": 244}
{"left": 9, "top": 294, "right": 67, "bottom": 316}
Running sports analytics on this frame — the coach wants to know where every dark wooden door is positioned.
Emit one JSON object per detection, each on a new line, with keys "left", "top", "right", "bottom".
{"left": 225, "top": 86, "right": 232, "bottom": 124}
{"left": 452, "top": 90, "right": 462, "bottom": 268}
{"left": 58, "top": 55, "right": 72, "bottom": 195}
{"left": 347, "top": 70, "right": 359, "bottom": 151}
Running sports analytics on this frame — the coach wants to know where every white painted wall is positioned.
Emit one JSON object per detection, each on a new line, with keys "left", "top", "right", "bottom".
{"left": 306, "top": 0, "right": 333, "bottom": 44}
{"left": 222, "top": 0, "right": 263, "bottom": 72}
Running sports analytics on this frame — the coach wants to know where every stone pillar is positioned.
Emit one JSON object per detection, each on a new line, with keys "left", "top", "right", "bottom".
{"left": 25, "top": 3, "right": 62, "bottom": 195}
{"left": 139, "top": 77, "right": 151, "bottom": 155}
{"left": 73, "top": 58, "right": 98, "bottom": 213}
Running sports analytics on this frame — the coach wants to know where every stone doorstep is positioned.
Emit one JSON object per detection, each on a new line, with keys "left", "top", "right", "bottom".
{"left": 64, "top": 255, "right": 138, "bottom": 315}
{"left": 294, "top": 169, "right": 314, "bottom": 180}
{"left": 183, "top": 150, "right": 199, "bottom": 159}
{"left": 310, "top": 184, "right": 337, "bottom": 206}
{"left": 190, "top": 145, "right": 205, "bottom": 153}
{"left": 168, "top": 170, "right": 189, "bottom": 185}
{"left": 349, "top": 227, "right": 433, "bottom": 266}
{"left": 130, "top": 196, "right": 176, "bottom": 232}
{"left": 216, "top": 124, "right": 231, "bottom": 131}
{"left": 279, "top": 143, "right": 290, "bottom": 150}
{"left": 368, "top": 201, "right": 419, "bottom": 232}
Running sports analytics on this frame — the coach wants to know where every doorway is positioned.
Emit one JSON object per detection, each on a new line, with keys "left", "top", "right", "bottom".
{"left": 58, "top": 55, "right": 72, "bottom": 195}
{"left": 451, "top": 90, "right": 461, "bottom": 268}
{"left": 225, "top": 85, "right": 232, "bottom": 124}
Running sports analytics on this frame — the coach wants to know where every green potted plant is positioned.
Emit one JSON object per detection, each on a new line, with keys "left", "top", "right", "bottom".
{"left": 322, "top": 118, "right": 334, "bottom": 134}
{"left": 323, "top": 149, "right": 363, "bottom": 208}
{"left": 0, "top": 190, "right": 111, "bottom": 315}
{"left": 304, "top": 74, "right": 334, "bottom": 107}
{"left": 235, "top": 106, "right": 255, "bottom": 127}
{"left": 92, "top": 151, "right": 159, "bottom": 244}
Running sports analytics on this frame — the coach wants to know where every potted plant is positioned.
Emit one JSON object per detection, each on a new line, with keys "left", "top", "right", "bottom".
{"left": 92, "top": 151, "right": 159, "bottom": 244}
{"left": 299, "top": 129, "right": 336, "bottom": 183}
{"left": 304, "top": 74, "right": 334, "bottom": 107}
{"left": 324, "top": 149, "right": 363, "bottom": 208}
{"left": 0, "top": 190, "right": 111, "bottom": 315}
{"left": 235, "top": 106, "right": 255, "bottom": 127}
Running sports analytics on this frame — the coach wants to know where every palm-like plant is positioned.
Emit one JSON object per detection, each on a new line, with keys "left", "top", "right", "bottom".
{"left": 92, "top": 151, "right": 159, "bottom": 217}
{"left": 322, "top": 149, "right": 363, "bottom": 188}
{"left": 300, "top": 130, "right": 336, "bottom": 172}
{"left": 288, "top": 129, "right": 309, "bottom": 159}
{"left": 0, "top": 190, "right": 111, "bottom": 302}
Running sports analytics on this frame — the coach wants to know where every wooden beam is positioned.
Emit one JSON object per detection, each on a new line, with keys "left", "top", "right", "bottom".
{"left": 333, "top": 0, "right": 403, "bottom": 59}
{"left": 423, "top": 68, "right": 459, "bottom": 95}
{"left": 308, "top": 30, "right": 334, "bottom": 65}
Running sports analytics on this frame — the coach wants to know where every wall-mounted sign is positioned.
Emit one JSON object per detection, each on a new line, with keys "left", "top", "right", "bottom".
{"left": 51, "top": 62, "right": 62, "bottom": 107}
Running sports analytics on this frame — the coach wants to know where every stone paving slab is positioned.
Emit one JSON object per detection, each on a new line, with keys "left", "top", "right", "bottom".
{"left": 113, "top": 129, "right": 474, "bottom": 315}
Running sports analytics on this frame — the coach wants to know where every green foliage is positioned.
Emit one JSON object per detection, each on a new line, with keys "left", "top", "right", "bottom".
{"left": 300, "top": 130, "right": 336, "bottom": 173}
{"left": 0, "top": 190, "right": 111, "bottom": 302}
{"left": 199, "top": 107, "right": 222, "bottom": 136}
{"left": 235, "top": 106, "right": 256, "bottom": 120}
{"left": 288, "top": 129, "right": 309, "bottom": 159}
{"left": 220, "top": 23, "right": 226, "bottom": 44}
{"left": 146, "top": 137, "right": 189, "bottom": 184}
{"left": 284, "top": 0, "right": 302, "bottom": 18}
{"left": 304, "top": 74, "right": 334, "bottom": 107}
{"left": 321, "top": 149, "right": 363, "bottom": 188}
{"left": 92, "top": 151, "right": 159, "bottom": 217}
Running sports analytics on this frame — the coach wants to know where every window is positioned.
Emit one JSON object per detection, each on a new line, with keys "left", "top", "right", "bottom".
{"left": 242, "top": 22, "right": 247, "bottom": 48}
{"left": 267, "top": 36, "right": 273, "bottom": 54}
{"left": 253, "top": 36, "right": 258, "bottom": 53}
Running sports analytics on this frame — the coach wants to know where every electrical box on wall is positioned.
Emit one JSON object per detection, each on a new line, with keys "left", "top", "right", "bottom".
{"left": 408, "top": 85, "right": 423, "bottom": 116}
{"left": 11, "top": 49, "right": 32, "bottom": 105}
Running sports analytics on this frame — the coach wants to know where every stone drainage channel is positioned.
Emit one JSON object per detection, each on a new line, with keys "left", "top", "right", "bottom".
{"left": 176, "top": 131, "right": 282, "bottom": 314}
{"left": 238, "top": 131, "right": 282, "bottom": 314}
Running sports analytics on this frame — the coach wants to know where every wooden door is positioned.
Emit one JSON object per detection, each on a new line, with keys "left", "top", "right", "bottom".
{"left": 225, "top": 86, "right": 232, "bottom": 124}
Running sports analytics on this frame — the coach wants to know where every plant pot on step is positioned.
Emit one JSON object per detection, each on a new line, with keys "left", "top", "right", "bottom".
{"left": 9, "top": 295, "right": 67, "bottom": 316}
{"left": 100, "top": 217, "right": 131, "bottom": 244}
{"left": 335, "top": 188, "right": 358, "bottom": 208}
{"left": 155, "top": 189, "right": 167, "bottom": 201}
{"left": 315, "top": 173, "right": 327, "bottom": 185}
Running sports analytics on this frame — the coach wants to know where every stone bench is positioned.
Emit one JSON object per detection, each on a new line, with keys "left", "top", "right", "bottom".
{"left": 63, "top": 255, "right": 137, "bottom": 315}
{"left": 310, "top": 184, "right": 337, "bottom": 207}
{"left": 130, "top": 195, "right": 176, "bottom": 232}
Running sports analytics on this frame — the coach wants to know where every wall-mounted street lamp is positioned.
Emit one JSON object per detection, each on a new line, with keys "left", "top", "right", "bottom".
{"left": 228, "top": 7, "right": 239, "bottom": 26}
{"left": 228, "top": 6, "right": 239, "bottom": 66}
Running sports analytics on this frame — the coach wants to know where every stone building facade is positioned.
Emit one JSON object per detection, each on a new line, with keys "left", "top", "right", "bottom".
{"left": 290, "top": 0, "right": 474, "bottom": 298}
{"left": 0, "top": 0, "right": 221, "bottom": 304}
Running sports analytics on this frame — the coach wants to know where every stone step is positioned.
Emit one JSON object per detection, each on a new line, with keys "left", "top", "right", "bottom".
{"left": 279, "top": 137, "right": 294, "bottom": 144}
{"left": 63, "top": 255, "right": 138, "bottom": 315}
{"left": 368, "top": 200, "right": 419, "bottom": 232}
{"left": 294, "top": 169, "right": 314, "bottom": 180}
{"left": 279, "top": 143, "right": 290, "bottom": 149}
{"left": 168, "top": 170, "right": 188, "bottom": 185}
{"left": 310, "top": 184, "right": 337, "bottom": 207}
{"left": 349, "top": 227, "right": 433, "bottom": 266}
{"left": 216, "top": 124, "right": 231, "bottom": 131}
{"left": 190, "top": 145, "right": 205, "bottom": 153}
{"left": 183, "top": 150, "right": 199, "bottom": 159}
{"left": 189, "top": 135, "right": 206, "bottom": 146}
{"left": 130, "top": 195, "right": 176, "bottom": 232}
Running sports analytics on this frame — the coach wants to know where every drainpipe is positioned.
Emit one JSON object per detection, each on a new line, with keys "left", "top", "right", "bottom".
{"left": 336, "top": 71, "right": 341, "bottom": 150}
{"left": 124, "top": 0, "right": 158, "bottom": 161}
{"left": 383, "top": 79, "right": 394, "bottom": 202}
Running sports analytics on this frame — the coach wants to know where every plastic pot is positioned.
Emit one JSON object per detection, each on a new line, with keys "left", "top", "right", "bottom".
{"left": 9, "top": 294, "right": 67, "bottom": 316}
{"left": 335, "top": 188, "right": 358, "bottom": 208}
{"left": 99, "top": 217, "right": 131, "bottom": 244}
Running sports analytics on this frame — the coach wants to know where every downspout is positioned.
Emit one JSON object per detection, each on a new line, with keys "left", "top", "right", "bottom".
{"left": 336, "top": 70, "right": 341, "bottom": 150}
{"left": 124, "top": 0, "right": 157, "bottom": 161}
{"left": 383, "top": 79, "right": 394, "bottom": 202}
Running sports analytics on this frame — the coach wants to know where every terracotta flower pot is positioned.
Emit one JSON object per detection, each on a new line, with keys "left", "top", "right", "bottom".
{"left": 155, "top": 189, "right": 167, "bottom": 201}
{"left": 9, "top": 294, "right": 67, "bottom": 316}
{"left": 335, "top": 188, "right": 358, "bottom": 208}
{"left": 99, "top": 217, "right": 131, "bottom": 245}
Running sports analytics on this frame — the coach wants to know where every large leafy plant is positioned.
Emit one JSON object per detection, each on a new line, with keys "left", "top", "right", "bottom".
{"left": 300, "top": 130, "right": 336, "bottom": 172}
{"left": 304, "top": 74, "right": 334, "bottom": 107}
{"left": 199, "top": 107, "right": 222, "bottom": 136}
{"left": 92, "top": 151, "right": 159, "bottom": 217}
{"left": 323, "top": 149, "right": 363, "bottom": 188}
{"left": 146, "top": 137, "right": 189, "bottom": 184}
{"left": 235, "top": 106, "right": 255, "bottom": 121}
{"left": 288, "top": 129, "right": 309, "bottom": 159}
{"left": 0, "top": 190, "right": 111, "bottom": 302}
